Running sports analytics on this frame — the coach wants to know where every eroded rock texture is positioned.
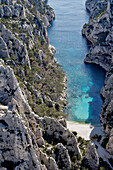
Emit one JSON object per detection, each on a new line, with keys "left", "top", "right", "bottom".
{"left": 83, "top": 0, "right": 113, "bottom": 160}
{"left": 83, "top": 0, "right": 112, "bottom": 71}
{"left": 0, "top": 0, "right": 112, "bottom": 169}
{"left": 0, "top": 59, "right": 81, "bottom": 169}
{"left": 82, "top": 143, "right": 99, "bottom": 170}
{"left": 0, "top": 110, "right": 41, "bottom": 170}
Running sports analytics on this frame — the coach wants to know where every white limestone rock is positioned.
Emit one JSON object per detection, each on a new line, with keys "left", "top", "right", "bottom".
{"left": 49, "top": 44, "right": 56, "bottom": 55}
{"left": 40, "top": 116, "right": 81, "bottom": 157}
{"left": 0, "top": 22, "right": 31, "bottom": 68}
{"left": 39, "top": 150, "right": 58, "bottom": 170}
{"left": 42, "top": 15, "right": 50, "bottom": 27}
{"left": 53, "top": 143, "right": 71, "bottom": 170}
{"left": 0, "top": 110, "right": 41, "bottom": 169}
{"left": 0, "top": 6, "right": 4, "bottom": 17}
{"left": 82, "top": 0, "right": 112, "bottom": 71}
{"left": 0, "top": 105, "right": 8, "bottom": 111}
{"left": 0, "top": 37, "right": 9, "bottom": 58}
{"left": 0, "top": 64, "right": 31, "bottom": 114}
{"left": 106, "top": 128, "right": 113, "bottom": 155}
{"left": 37, "top": 10, "right": 41, "bottom": 20}
{"left": 59, "top": 118, "right": 67, "bottom": 128}
{"left": 82, "top": 142, "right": 99, "bottom": 170}
{"left": 3, "top": 5, "right": 12, "bottom": 17}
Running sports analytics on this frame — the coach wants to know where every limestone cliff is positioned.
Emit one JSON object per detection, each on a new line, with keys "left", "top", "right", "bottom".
{"left": 0, "top": 58, "right": 82, "bottom": 169}
{"left": 83, "top": 0, "right": 113, "bottom": 167}
{"left": 82, "top": 0, "right": 112, "bottom": 71}
{"left": 0, "top": 0, "right": 89, "bottom": 169}
{"left": 0, "top": 0, "right": 111, "bottom": 169}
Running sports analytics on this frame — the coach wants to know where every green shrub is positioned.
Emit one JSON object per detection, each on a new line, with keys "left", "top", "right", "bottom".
{"left": 101, "top": 137, "right": 109, "bottom": 149}
{"left": 91, "top": 134, "right": 102, "bottom": 142}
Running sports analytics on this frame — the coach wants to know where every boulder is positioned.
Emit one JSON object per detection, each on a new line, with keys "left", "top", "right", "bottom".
{"left": 15, "top": 4, "right": 26, "bottom": 18}
{"left": 36, "top": 127, "right": 45, "bottom": 147}
{"left": 37, "top": 10, "right": 40, "bottom": 20}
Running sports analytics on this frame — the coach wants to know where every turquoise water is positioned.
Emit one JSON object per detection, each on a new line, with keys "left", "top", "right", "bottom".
{"left": 47, "top": 0, "right": 106, "bottom": 125}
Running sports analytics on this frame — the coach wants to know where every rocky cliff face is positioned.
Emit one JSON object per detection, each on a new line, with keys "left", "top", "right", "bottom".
{"left": 83, "top": 0, "right": 113, "bottom": 163}
{"left": 0, "top": 0, "right": 112, "bottom": 169}
{"left": 0, "top": 0, "right": 95, "bottom": 169}
{"left": 0, "top": 58, "right": 82, "bottom": 169}
{"left": 82, "top": 0, "right": 112, "bottom": 71}
{"left": 0, "top": 0, "right": 68, "bottom": 119}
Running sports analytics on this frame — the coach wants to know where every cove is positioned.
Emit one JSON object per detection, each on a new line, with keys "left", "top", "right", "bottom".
{"left": 47, "top": 0, "right": 106, "bottom": 125}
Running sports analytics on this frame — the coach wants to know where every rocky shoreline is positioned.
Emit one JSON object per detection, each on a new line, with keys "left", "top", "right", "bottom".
{"left": 82, "top": 0, "right": 112, "bottom": 71}
{"left": 82, "top": 0, "right": 113, "bottom": 167}
{"left": 0, "top": 0, "right": 113, "bottom": 169}
{"left": 0, "top": 0, "right": 93, "bottom": 169}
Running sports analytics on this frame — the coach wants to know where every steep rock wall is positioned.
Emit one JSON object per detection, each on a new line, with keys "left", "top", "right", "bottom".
{"left": 83, "top": 0, "right": 113, "bottom": 157}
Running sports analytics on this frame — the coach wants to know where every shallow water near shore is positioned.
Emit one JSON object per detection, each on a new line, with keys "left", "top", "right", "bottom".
{"left": 47, "top": 0, "right": 106, "bottom": 125}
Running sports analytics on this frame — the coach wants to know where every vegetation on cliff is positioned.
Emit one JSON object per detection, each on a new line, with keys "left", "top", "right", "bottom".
{"left": 0, "top": 0, "right": 113, "bottom": 169}
{"left": 0, "top": 0, "right": 66, "bottom": 119}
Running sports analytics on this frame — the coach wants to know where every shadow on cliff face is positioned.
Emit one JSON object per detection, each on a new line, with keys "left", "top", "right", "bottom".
{"left": 84, "top": 64, "right": 106, "bottom": 125}
{"left": 81, "top": 9, "right": 106, "bottom": 125}
{"left": 82, "top": 33, "right": 92, "bottom": 50}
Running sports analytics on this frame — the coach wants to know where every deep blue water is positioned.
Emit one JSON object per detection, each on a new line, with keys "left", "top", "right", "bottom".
{"left": 47, "top": 0, "right": 106, "bottom": 125}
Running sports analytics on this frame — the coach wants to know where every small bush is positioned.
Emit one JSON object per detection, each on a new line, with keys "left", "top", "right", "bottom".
{"left": 101, "top": 137, "right": 109, "bottom": 149}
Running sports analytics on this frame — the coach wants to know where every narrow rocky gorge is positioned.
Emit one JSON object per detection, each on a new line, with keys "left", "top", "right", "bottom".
{"left": 0, "top": 0, "right": 113, "bottom": 169}
{"left": 0, "top": 0, "right": 98, "bottom": 169}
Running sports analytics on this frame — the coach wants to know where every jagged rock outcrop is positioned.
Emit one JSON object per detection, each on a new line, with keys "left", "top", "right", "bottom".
{"left": 59, "top": 118, "right": 67, "bottom": 128}
{"left": 85, "top": 0, "right": 108, "bottom": 15}
{"left": 0, "top": 22, "right": 31, "bottom": 68}
{"left": 0, "top": 0, "right": 72, "bottom": 169}
{"left": 0, "top": 0, "right": 67, "bottom": 117}
{"left": 106, "top": 128, "right": 113, "bottom": 155}
{"left": 53, "top": 143, "right": 71, "bottom": 170}
{"left": 0, "top": 110, "right": 42, "bottom": 170}
{"left": 42, "top": 15, "right": 50, "bottom": 27}
{"left": 39, "top": 116, "right": 81, "bottom": 157}
{"left": 82, "top": 143, "right": 99, "bottom": 170}
{"left": 0, "top": 3, "right": 26, "bottom": 18}
{"left": 0, "top": 61, "right": 60, "bottom": 169}
{"left": 82, "top": 0, "right": 112, "bottom": 71}
{"left": 0, "top": 37, "right": 9, "bottom": 58}
{"left": 100, "top": 64, "right": 113, "bottom": 155}
{"left": 39, "top": 151, "right": 58, "bottom": 170}
{"left": 0, "top": 59, "right": 81, "bottom": 169}
{"left": 100, "top": 65, "right": 113, "bottom": 135}
{"left": 0, "top": 60, "right": 31, "bottom": 114}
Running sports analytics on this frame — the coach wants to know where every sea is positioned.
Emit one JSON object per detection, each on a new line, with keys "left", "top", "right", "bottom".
{"left": 47, "top": 0, "right": 106, "bottom": 125}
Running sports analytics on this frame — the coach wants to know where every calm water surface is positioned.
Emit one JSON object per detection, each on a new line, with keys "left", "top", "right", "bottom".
{"left": 47, "top": 0, "right": 106, "bottom": 125}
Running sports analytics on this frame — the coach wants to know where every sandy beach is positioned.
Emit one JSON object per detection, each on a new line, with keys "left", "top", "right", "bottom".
{"left": 67, "top": 121, "right": 103, "bottom": 140}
